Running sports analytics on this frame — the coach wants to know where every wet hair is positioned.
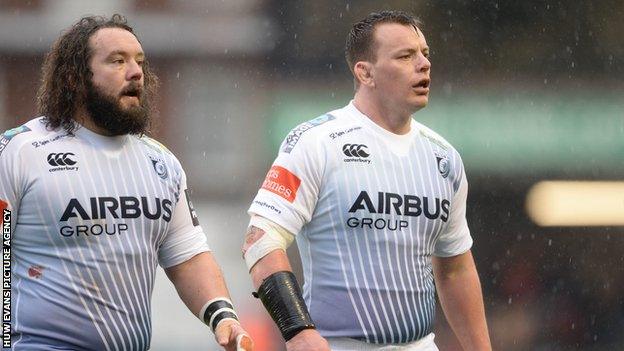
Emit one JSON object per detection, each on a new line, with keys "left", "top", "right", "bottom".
{"left": 345, "top": 10, "right": 421, "bottom": 73}
{"left": 37, "top": 14, "right": 158, "bottom": 134}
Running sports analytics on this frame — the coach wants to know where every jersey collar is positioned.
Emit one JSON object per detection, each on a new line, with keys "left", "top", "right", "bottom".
{"left": 74, "top": 124, "right": 129, "bottom": 152}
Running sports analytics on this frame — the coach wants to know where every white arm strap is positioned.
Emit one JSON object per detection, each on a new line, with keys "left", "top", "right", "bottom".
{"left": 243, "top": 215, "right": 295, "bottom": 271}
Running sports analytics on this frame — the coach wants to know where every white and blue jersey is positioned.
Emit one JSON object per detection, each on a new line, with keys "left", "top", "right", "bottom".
{"left": 249, "top": 102, "right": 472, "bottom": 344}
{"left": 0, "top": 117, "right": 209, "bottom": 350}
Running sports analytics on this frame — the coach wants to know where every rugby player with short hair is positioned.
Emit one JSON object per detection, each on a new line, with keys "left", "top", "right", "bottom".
{"left": 243, "top": 11, "right": 491, "bottom": 351}
{"left": 0, "top": 15, "right": 252, "bottom": 351}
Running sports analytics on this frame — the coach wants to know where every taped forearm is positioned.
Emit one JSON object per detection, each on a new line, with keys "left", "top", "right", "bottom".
{"left": 242, "top": 215, "right": 295, "bottom": 271}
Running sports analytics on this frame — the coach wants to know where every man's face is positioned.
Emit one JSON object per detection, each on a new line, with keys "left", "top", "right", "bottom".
{"left": 85, "top": 27, "right": 149, "bottom": 135}
{"left": 369, "top": 23, "right": 431, "bottom": 113}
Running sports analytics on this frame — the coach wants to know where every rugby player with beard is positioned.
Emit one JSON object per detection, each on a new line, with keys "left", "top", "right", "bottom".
{"left": 0, "top": 15, "right": 252, "bottom": 351}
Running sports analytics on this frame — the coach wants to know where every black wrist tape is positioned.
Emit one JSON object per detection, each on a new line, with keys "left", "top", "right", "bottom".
{"left": 254, "top": 271, "right": 316, "bottom": 341}
{"left": 210, "top": 310, "right": 238, "bottom": 332}
{"left": 201, "top": 298, "right": 239, "bottom": 332}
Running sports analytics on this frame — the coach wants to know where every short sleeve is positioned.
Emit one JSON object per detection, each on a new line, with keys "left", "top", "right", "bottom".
{"left": 158, "top": 168, "right": 210, "bottom": 268}
{"left": 248, "top": 127, "right": 325, "bottom": 235}
{"left": 433, "top": 166, "right": 473, "bottom": 257}
{"left": 0, "top": 129, "right": 28, "bottom": 233}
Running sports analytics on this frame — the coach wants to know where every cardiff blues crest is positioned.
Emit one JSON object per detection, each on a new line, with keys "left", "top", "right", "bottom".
{"left": 149, "top": 155, "right": 168, "bottom": 180}
{"left": 435, "top": 153, "right": 450, "bottom": 178}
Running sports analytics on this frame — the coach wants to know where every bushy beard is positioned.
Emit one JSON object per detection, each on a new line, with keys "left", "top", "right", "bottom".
{"left": 85, "top": 80, "right": 150, "bottom": 136}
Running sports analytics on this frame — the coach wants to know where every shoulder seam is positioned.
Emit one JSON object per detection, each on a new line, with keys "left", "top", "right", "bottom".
{"left": 139, "top": 136, "right": 173, "bottom": 155}
{"left": 414, "top": 122, "right": 451, "bottom": 151}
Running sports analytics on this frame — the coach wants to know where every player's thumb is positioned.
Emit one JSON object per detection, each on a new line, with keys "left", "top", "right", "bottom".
{"left": 231, "top": 324, "right": 253, "bottom": 351}
{"left": 214, "top": 321, "right": 234, "bottom": 346}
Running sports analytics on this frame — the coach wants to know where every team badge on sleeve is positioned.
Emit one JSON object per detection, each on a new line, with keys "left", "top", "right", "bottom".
{"left": 261, "top": 165, "right": 301, "bottom": 203}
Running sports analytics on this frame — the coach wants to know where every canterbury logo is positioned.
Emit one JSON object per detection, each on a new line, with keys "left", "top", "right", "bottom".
{"left": 342, "top": 144, "right": 369, "bottom": 158}
{"left": 47, "top": 153, "right": 77, "bottom": 166}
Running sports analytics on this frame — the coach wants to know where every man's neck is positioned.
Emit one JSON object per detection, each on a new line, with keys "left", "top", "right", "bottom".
{"left": 353, "top": 91, "right": 412, "bottom": 135}
{"left": 73, "top": 107, "right": 113, "bottom": 136}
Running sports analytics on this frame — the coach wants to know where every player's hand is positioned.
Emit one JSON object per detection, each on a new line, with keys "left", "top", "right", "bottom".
{"left": 214, "top": 319, "right": 254, "bottom": 351}
{"left": 285, "top": 329, "right": 330, "bottom": 351}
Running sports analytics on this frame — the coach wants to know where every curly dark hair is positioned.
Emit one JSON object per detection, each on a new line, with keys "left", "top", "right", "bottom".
{"left": 345, "top": 10, "right": 422, "bottom": 73}
{"left": 37, "top": 14, "right": 158, "bottom": 134}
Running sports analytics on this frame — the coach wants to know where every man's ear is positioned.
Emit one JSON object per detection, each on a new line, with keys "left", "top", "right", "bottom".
{"left": 353, "top": 61, "right": 374, "bottom": 88}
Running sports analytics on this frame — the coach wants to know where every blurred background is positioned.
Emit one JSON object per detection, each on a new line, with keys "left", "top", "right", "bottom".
{"left": 1, "top": 0, "right": 623, "bottom": 350}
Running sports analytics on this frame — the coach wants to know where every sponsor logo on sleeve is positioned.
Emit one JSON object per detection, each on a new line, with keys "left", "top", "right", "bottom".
{"left": 2, "top": 126, "right": 30, "bottom": 139}
{"left": 184, "top": 189, "right": 200, "bottom": 226}
{"left": 261, "top": 165, "right": 301, "bottom": 203}
{"left": 0, "top": 125, "right": 31, "bottom": 157}
{"left": 282, "top": 114, "right": 336, "bottom": 153}
{"left": 252, "top": 200, "right": 282, "bottom": 215}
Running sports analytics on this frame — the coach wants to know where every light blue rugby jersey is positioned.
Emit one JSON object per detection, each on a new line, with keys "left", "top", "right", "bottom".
{"left": 0, "top": 117, "right": 209, "bottom": 350}
{"left": 249, "top": 102, "right": 472, "bottom": 344}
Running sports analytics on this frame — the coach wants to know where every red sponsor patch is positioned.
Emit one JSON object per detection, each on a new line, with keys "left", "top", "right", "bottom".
{"left": 261, "top": 165, "right": 301, "bottom": 203}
